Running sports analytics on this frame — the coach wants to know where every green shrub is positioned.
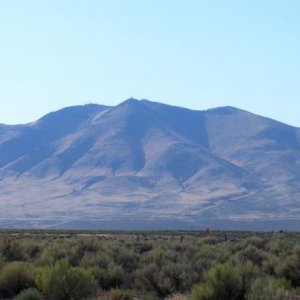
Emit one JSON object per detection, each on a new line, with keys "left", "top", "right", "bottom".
{"left": 239, "top": 236, "right": 265, "bottom": 249}
{"left": 0, "top": 238, "right": 26, "bottom": 261}
{"left": 23, "top": 241, "right": 42, "bottom": 260}
{"left": 0, "top": 262, "right": 36, "bottom": 298}
{"left": 0, "top": 231, "right": 298, "bottom": 299}
{"left": 36, "top": 242, "right": 69, "bottom": 266}
{"left": 236, "top": 261, "right": 259, "bottom": 296}
{"left": 36, "top": 259, "right": 97, "bottom": 300}
{"left": 111, "top": 247, "right": 137, "bottom": 272}
{"left": 79, "top": 252, "right": 99, "bottom": 268}
{"left": 91, "top": 263, "right": 125, "bottom": 290}
{"left": 135, "top": 263, "right": 161, "bottom": 296}
{"left": 136, "top": 261, "right": 193, "bottom": 297}
{"left": 276, "top": 245, "right": 300, "bottom": 286}
{"left": 160, "top": 262, "right": 192, "bottom": 293}
{"left": 13, "top": 288, "right": 43, "bottom": 300}
{"left": 234, "top": 245, "right": 267, "bottom": 266}
{"left": 190, "top": 264, "right": 242, "bottom": 300}
{"left": 109, "top": 288, "right": 135, "bottom": 300}
{"left": 134, "top": 241, "right": 153, "bottom": 254}
{"left": 140, "top": 292, "right": 159, "bottom": 300}
{"left": 246, "top": 276, "right": 290, "bottom": 300}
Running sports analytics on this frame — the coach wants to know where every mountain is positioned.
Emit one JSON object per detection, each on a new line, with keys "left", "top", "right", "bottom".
{"left": 0, "top": 99, "right": 299, "bottom": 230}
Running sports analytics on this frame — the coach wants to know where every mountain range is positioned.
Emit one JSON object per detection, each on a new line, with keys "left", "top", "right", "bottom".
{"left": 0, "top": 99, "right": 299, "bottom": 230}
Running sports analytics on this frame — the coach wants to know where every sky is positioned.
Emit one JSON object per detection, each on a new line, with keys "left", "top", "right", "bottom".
{"left": 0, "top": 0, "right": 299, "bottom": 126}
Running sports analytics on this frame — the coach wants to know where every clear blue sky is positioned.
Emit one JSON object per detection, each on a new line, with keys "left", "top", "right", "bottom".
{"left": 0, "top": 0, "right": 299, "bottom": 125}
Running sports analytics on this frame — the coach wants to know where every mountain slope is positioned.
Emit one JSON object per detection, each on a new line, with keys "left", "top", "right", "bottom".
{"left": 0, "top": 99, "right": 299, "bottom": 229}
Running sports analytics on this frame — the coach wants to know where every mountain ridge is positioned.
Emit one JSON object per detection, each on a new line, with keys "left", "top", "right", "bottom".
{"left": 0, "top": 99, "right": 299, "bottom": 230}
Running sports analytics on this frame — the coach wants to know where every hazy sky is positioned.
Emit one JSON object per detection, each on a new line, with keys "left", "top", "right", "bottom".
{"left": 0, "top": 0, "right": 299, "bottom": 125}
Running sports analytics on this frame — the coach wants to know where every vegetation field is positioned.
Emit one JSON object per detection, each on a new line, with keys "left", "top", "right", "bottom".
{"left": 0, "top": 229, "right": 299, "bottom": 299}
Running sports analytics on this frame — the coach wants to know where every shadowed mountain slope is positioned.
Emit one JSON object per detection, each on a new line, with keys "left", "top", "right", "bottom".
{"left": 0, "top": 99, "right": 299, "bottom": 229}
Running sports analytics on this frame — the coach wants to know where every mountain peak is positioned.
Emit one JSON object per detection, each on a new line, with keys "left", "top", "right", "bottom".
{"left": 207, "top": 106, "right": 243, "bottom": 115}
{"left": 120, "top": 97, "right": 140, "bottom": 105}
